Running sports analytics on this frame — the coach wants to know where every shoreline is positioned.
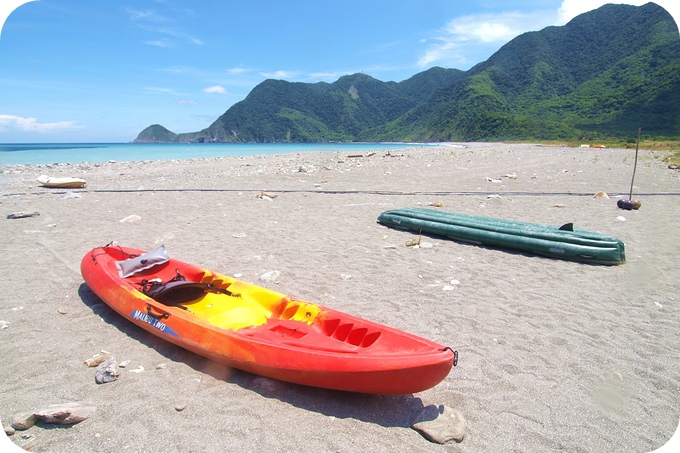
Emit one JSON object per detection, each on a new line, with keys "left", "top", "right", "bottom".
{"left": 2, "top": 143, "right": 679, "bottom": 451}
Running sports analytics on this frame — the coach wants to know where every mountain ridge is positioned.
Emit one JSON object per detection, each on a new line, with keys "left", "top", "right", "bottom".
{"left": 134, "top": 3, "right": 679, "bottom": 143}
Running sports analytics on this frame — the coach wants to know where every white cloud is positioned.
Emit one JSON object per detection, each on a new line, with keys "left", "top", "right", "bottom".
{"left": 227, "top": 67, "right": 251, "bottom": 75}
{"left": 0, "top": 114, "right": 84, "bottom": 132}
{"left": 202, "top": 85, "right": 227, "bottom": 95}
{"left": 260, "top": 70, "right": 298, "bottom": 79}
{"left": 417, "top": 11, "right": 549, "bottom": 68}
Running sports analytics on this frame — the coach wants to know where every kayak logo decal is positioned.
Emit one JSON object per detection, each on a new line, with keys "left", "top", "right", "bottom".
{"left": 131, "top": 310, "right": 179, "bottom": 337}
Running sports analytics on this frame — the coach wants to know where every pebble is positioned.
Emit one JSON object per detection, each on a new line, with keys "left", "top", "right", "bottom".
{"left": 129, "top": 366, "right": 145, "bottom": 373}
{"left": 95, "top": 357, "right": 120, "bottom": 384}
{"left": 119, "top": 360, "right": 131, "bottom": 368}
{"left": 57, "top": 307, "right": 68, "bottom": 314}
{"left": 616, "top": 216, "right": 626, "bottom": 222}
{"left": 4, "top": 425, "right": 15, "bottom": 436}
{"left": 11, "top": 412, "right": 37, "bottom": 430}
{"left": 411, "top": 404, "right": 466, "bottom": 444}
{"left": 0, "top": 320, "right": 9, "bottom": 330}
{"left": 175, "top": 405, "right": 186, "bottom": 412}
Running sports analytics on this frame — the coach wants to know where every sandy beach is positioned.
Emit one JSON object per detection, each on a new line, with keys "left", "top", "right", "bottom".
{"left": 1, "top": 143, "right": 679, "bottom": 452}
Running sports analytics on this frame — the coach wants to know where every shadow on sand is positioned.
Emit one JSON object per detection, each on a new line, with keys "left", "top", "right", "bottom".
{"left": 77, "top": 283, "right": 429, "bottom": 429}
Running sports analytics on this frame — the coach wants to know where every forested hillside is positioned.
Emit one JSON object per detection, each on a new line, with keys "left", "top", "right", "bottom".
{"left": 134, "top": 3, "right": 679, "bottom": 143}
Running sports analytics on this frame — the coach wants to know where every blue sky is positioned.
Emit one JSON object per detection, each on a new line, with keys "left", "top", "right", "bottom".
{"left": 0, "top": 0, "right": 678, "bottom": 143}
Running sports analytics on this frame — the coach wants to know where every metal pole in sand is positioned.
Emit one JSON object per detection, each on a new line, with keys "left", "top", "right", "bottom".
{"left": 628, "top": 127, "right": 641, "bottom": 200}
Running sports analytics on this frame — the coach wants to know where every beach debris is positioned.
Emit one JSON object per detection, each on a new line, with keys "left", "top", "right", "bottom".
{"left": 95, "top": 357, "right": 120, "bottom": 384}
{"left": 383, "top": 244, "right": 397, "bottom": 249}
{"left": 119, "top": 360, "right": 131, "bottom": 368}
{"left": 155, "top": 363, "right": 167, "bottom": 370}
{"left": 616, "top": 216, "right": 626, "bottom": 222}
{"left": 668, "top": 163, "right": 679, "bottom": 170}
{"left": 487, "top": 194, "right": 502, "bottom": 199}
{"left": 617, "top": 199, "right": 642, "bottom": 210}
{"left": 427, "top": 202, "right": 443, "bottom": 207}
{"left": 33, "top": 402, "right": 96, "bottom": 425}
{"left": 411, "top": 404, "right": 466, "bottom": 444}
{"left": 0, "top": 320, "right": 10, "bottom": 330}
{"left": 37, "top": 175, "right": 86, "bottom": 188}
{"left": 232, "top": 233, "right": 246, "bottom": 238}
{"left": 119, "top": 214, "right": 141, "bottom": 223}
{"left": 419, "top": 241, "right": 434, "bottom": 249}
{"left": 259, "top": 270, "right": 281, "bottom": 283}
{"left": 406, "top": 234, "right": 422, "bottom": 247}
{"left": 84, "top": 353, "right": 112, "bottom": 367}
{"left": 484, "top": 177, "right": 502, "bottom": 183}
{"left": 175, "top": 404, "right": 186, "bottom": 412}
{"left": 256, "top": 191, "right": 278, "bottom": 200}
{"left": 552, "top": 204, "right": 566, "bottom": 208}
{"left": 57, "top": 307, "right": 68, "bottom": 314}
{"left": 340, "top": 274, "right": 352, "bottom": 281}
{"left": 129, "top": 366, "right": 145, "bottom": 373}
{"left": 593, "top": 191, "right": 609, "bottom": 199}
{"left": 504, "top": 173, "right": 517, "bottom": 179}
{"left": 6, "top": 211, "right": 40, "bottom": 219}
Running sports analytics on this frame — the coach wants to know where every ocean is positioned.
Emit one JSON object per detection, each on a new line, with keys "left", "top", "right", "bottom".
{"left": 0, "top": 142, "right": 435, "bottom": 166}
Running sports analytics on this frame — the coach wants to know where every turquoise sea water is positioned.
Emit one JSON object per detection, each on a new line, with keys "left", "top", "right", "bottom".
{"left": 0, "top": 142, "right": 433, "bottom": 166}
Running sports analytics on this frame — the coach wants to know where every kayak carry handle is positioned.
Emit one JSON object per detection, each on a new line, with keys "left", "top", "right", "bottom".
{"left": 146, "top": 304, "right": 170, "bottom": 320}
{"left": 442, "top": 347, "right": 459, "bottom": 366}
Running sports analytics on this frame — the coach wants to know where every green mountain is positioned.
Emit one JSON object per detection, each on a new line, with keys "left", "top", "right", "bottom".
{"left": 134, "top": 124, "right": 177, "bottom": 143}
{"left": 134, "top": 3, "right": 680, "bottom": 143}
{"left": 172, "top": 67, "right": 465, "bottom": 143}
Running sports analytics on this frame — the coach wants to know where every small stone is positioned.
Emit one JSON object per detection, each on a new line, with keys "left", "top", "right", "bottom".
{"left": 0, "top": 320, "right": 9, "bottom": 330}
{"left": 340, "top": 274, "right": 352, "bottom": 281}
{"left": 175, "top": 405, "right": 186, "bottom": 412}
{"left": 119, "top": 360, "right": 131, "bottom": 368}
{"left": 593, "top": 191, "right": 609, "bottom": 199}
{"left": 155, "top": 363, "right": 166, "bottom": 370}
{"left": 57, "top": 307, "right": 68, "bottom": 315}
{"left": 4, "top": 425, "right": 15, "bottom": 436}
{"left": 129, "top": 366, "right": 144, "bottom": 373}
{"left": 411, "top": 404, "right": 466, "bottom": 444}
{"left": 95, "top": 357, "right": 120, "bottom": 384}
{"left": 34, "top": 402, "right": 96, "bottom": 425}
{"left": 616, "top": 216, "right": 626, "bottom": 222}
{"left": 11, "top": 412, "right": 37, "bottom": 430}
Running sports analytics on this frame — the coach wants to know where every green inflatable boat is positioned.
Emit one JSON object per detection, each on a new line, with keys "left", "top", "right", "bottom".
{"left": 377, "top": 208, "right": 625, "bottom": 265}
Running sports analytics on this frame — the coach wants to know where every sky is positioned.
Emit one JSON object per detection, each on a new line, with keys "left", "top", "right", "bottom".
{"left": 0, "top": 0, "right": 678, "bottom": 143}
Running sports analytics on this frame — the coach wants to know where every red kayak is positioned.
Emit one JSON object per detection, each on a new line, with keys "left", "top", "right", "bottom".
{"left": 81, "top": 244, "right": 456, "bottom": 394}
